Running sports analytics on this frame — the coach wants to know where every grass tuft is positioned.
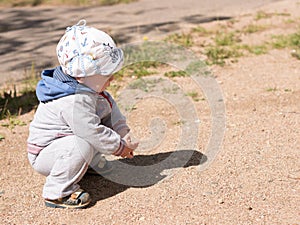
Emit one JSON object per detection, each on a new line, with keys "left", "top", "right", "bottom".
{"left": 164, "top": 71, "right": 187, "bottom": 78}
{"left": 115, "top": 61, "right": 160, "bottom": 79}
{"left": 241, "top": 44, "right": 268, "bottom": 55}
{"left": 191, "top": 26, "right": 212, "bottom": 36}
{"left": 128, "top": 78, "right": 162, "bottom": 92}
{"left": 164, "top": 33, "right": 194, "bottom": 47}
{"left": 205, "top": 46, "right": 242, "bottom": 66}
{"left": 266, "top": 87, "right": 278, "bottom": 92}
{"left": 185, "top": 91, "right": 201, "bottom": 102}
{"left": 242, "top": 24, "right": 268, "bottom": 34}
{"left": 0, "top": 63, "right": 39, "bottom": 120}
{"left": 214, "top": 32, "right": 240, "bottom": 46}
{"left": 271, "top": 30, "right": 300, "bottom": 59}
{"left": 1, "top": 112, "right": 27, "bottom": 130}
{"left": 255, "top": 11, "right": 273, "bottom": 20}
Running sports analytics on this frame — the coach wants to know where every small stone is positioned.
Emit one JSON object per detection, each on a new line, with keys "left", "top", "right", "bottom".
{"left": 218, "top": 198, "right": 224, "bottom": 204}
{"left": 203, "top": 192, "right": 212, "bottom": 196}
{"left": 139, "top": 216, "right": 145, "bottom": 221}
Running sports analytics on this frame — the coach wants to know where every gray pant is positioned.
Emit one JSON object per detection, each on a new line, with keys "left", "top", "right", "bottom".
{"left": 28, "top": 135, "right": 96, "bottom": 200}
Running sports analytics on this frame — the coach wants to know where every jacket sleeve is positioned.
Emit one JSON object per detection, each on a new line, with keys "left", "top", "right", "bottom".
{"left": 102, "top": 91, "right": 130, "bottom": 138}
{"left": 61, "top": 92, "right": 122, "bottom": 155}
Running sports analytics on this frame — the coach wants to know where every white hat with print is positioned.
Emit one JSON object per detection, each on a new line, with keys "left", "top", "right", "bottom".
{"left": 56, "top": 20, "right": 123, "bottom": 77}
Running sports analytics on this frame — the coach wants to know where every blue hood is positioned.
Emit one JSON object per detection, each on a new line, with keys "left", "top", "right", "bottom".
{"left": 36, "top": 66, "right": 83, "bottom": 102}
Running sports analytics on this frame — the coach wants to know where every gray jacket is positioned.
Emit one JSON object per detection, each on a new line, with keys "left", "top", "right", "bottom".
{"left": 27, "top": 91, "right": 129, "bottom": 155}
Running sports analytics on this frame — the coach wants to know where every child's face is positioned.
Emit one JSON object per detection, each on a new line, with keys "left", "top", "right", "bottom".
{"left": 77, "top": 75, "right": 114, "bottom": 92}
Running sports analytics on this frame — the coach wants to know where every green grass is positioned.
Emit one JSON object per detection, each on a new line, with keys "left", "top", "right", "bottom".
{"left": 0, "top": 85, "right": 38, "bottom": 120}
{"left": 203, "top": 31, "right": 244, "bottom": 65}
{"left": 128, "top": 77, "right": 163, "bottom": 92}
{"left": 275, "top": 12, "right": 291, "bottom": 17}
{"left": 99, "top": 0, "right": 137, "bottom": 5}
{"left": 271, "top": 30, "right": 300, "bottom": 59}
{"left": 255, "top": 11, "right": 273, "bottom": 20}
{"left": 214, "top": 32, "right": 240, "bottom": 46}
{"left": 172, "top": 120, "right": 185, "bottom": 126}
{"left": 185, "top": 60, "right": 210, "bottom": 76}
{"left": 242, "top": 24, "right": 268, "bottom": 34}
{"left": 185, "top": 91, "right": 201, "bottom": 102}
{"left": 117, "top": 41, "right": 172, "bottom": 79}
{"left": 1, "top": 112, "right": 26, "bottom": 130}
{"left": 182, "top": 29, "right": 235, "bottom": 65}
{"left": 164, "top": 33, "right": 194, "bottom": 47}
{"left": 272, "top": 31, "right": 300, "bottom": 49}
{"left": 191, "top": 26, "right": 212, "bottom": 36}
{"left": 284, "top": 19, "right": 296, "bottom": 24}
{"left": 115, "top": 61, "right": 159, "bottom": 79}
{"left": 193, "top": 23, "right": 300, "bottom": 65}
{"left": 241, "top": 44, "right": 268, "bottom": 55}
{"left": 164, "top": 70, "right": 187, "bottom": 78}
{"left": 0, "top": 64, "right": 39, "bottom": 121}
{"left": 266, "top": 87, "right": 278, "bottom": 92}
{"left": 205, "top": 46, "right": 242, "bottom": 66}
{"left": 271, "top": 35, "right": 290, "bottom": 48}
{"left": 255, "top": 10, "right": 291, "bottom": 21}
{"left": 162, "top": 85, "right": 179, "bottom": 94}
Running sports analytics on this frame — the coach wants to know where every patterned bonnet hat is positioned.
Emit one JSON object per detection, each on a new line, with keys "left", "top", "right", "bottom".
{"left": 56, "top": 20, "right": 123, "bottom": 77}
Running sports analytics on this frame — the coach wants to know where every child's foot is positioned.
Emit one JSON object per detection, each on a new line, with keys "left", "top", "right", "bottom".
{"left": 86, "top": 157, "right": 113, "bottom": 175}
{"left": 44, "top": 189, "right": 91, "bottom": 209}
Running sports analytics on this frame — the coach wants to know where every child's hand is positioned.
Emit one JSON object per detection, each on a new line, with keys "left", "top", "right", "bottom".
{"left": 123, "top": 133, "right": 139, "bottom": 150}
{"left": 120, "top": 145, "right": 134, "bottom": 159}
{"left": 121, "top": 134, "right": 139, "bottom": 159}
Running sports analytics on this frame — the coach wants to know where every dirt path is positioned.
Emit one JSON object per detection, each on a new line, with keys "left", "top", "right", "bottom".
{"left": 0, "top": 0, "right": 300, "bottom": 224}
{"left": 0, "top": 0, "right": 282, "bottom": 84}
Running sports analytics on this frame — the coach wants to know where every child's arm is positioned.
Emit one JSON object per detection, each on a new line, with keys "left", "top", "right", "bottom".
{"left": 101, "top": 92, "right": 139, "bottom": 157}
{"left": 61, "top": 92, "right": 123, "bottom": 155}
{"left": 101, "top": 91, "right": 130, "bottom": 137}
{"left": 112, "top": 135, "right": 138, "bottom": 159}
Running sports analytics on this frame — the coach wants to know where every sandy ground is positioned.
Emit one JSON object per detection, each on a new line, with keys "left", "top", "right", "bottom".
{"left": 0, "top": 0, "right": 300, "bottom": 224}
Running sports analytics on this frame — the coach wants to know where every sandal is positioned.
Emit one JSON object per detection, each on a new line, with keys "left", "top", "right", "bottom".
{"left": 44, "top": 189, "right": 91, "bottom": 209}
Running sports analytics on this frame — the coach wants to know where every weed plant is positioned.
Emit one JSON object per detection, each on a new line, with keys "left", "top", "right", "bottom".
{"left": 271, "top": 30, "right": 300, "bottom": 59}
{"left": 0, "top": 64, "right": 39, "bottom": 120}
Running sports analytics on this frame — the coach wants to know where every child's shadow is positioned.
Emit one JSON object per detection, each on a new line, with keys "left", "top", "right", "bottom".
{"left": 80, "top": 150, "right": 207, "bottom": 206}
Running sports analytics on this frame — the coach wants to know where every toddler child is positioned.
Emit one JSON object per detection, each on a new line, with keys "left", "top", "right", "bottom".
{"left": 27, "top": 20, "right": 138, "bottom": 209}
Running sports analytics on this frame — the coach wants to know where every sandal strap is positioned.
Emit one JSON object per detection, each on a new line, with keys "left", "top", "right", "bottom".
{"left": 70, "top": 188, "right": 84, "bottom": 200}
{"left": 65, "top": 188, "right": 86, "bottom": 205}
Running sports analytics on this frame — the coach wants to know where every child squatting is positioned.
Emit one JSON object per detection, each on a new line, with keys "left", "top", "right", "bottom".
{"left": 27, "top": 20, "right": 139, "bottom": 209}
